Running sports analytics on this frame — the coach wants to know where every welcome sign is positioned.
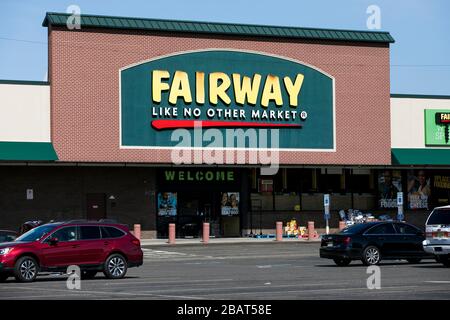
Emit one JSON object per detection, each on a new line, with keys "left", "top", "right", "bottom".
{"left": 120, "top": 50, "right": 334, "bottom": 149}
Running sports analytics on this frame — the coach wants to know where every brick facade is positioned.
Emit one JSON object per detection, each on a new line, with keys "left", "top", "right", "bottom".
{"left": 49, "top": 27, "right": 391, "bottom": 165}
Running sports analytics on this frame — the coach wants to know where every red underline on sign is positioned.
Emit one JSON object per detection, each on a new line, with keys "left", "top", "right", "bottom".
{"left": 151, "top": 120, "right": 303, "bottom": 130}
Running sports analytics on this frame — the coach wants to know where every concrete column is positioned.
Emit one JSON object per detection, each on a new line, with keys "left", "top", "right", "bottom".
{"left": 202, "top": 222, "right": 210, "bottom": 244}
{"left": 308, "top": 221, "right": 315, "bottom": 240}
{"left": 276, "top": 221, "right": 283, "bottom": 241}
{"left": 133, "top": 224, "right": 141, "bottom": 240}
{"left": 168, "top": 223, "right": 176, "bottom": 244}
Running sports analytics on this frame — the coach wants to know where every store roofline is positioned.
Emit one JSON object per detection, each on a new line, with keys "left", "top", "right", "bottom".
{"left": 42, "top": 12, "right": 395, "bottom": 44}
{"left": 391, "top": 93, "right": 450, "bottom": 100}
{"left": 0, "top": 79, "right": 49, "bottom": 86}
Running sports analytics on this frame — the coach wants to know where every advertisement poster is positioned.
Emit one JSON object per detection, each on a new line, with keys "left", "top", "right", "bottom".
{"left": 407, "top": 170, "right": 431, "bottom": 209}
{"left": 424, "top": 109, "right": 450, "bottom": 146}
{"left": 157, "top": 192, "right": 177, "bottom": 216}
{"left": 220, "top": 192, "right": 239, "bottom": 216}
{"left": 378, "top": 170, "right": 402, "bottom": 208}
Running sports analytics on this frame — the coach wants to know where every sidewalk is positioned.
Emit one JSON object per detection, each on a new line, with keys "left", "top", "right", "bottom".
{"left": 140, "top": 236, "right": 322, "bottom": 246}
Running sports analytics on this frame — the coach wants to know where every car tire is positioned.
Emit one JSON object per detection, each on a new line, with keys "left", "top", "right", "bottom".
{"left": 406, "top": 258, "right": 422, "bottom": 264}
{"left": 440, "top": 256, "right": 450, "bottom": 267}
{"left": 81, "top": 270, "right": 97, "bottom": 280}
{"left": 14, "top": 256, "right": 38, "bottom": 282}
{"left": 362, "top": 246, "right": 381, "bottom": 266}
{"left": 103, "top": 253, "right": 127, "bottom": 279}
{"left": 0, "top": 273, "right": 9, "bottom": 282}
{"left": 333, "top": 258, "right": 351, "bottom": 266}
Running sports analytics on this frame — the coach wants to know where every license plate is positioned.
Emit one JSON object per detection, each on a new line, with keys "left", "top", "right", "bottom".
{"left": 327, "top": 242, "right": 333, "bottom": 247}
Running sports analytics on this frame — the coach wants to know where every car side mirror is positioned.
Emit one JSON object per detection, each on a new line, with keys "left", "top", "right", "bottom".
{"left": 49, "top": 237, "right": 59, "bottom": 245}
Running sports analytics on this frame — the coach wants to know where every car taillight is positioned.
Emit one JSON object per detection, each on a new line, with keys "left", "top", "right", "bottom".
{"left": 131, "top": 239, "right": 140, "bottom": 246}
{"left": 426, "top": 232, "right": 432, "bottom": 238}
{"left": 343, "top": 237, "right": 352, "bottom": 245}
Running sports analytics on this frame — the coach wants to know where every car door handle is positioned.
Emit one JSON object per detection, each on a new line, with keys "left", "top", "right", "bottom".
{"left": 104, "top": 241, "right": 109, "bottom": 246}
{"left": 377, "top": 237, "right": 385, "bottom": 240}
{"left": 72, "top": 244, "right": 79, "bottom": 248}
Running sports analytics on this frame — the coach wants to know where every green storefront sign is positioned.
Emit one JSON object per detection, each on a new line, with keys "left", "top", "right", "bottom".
{"left": 425, "top": 109, "right": 450, "bottom": 146}
{"left": 120, "top": 50, "right": 334, "bottom": 149}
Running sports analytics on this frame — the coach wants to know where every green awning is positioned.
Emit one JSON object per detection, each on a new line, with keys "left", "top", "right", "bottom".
{"left": 392, "top": 148, "right": 450, "bottom": 165}
{"left": 0, "top": 142, "right": 58, "bottom": 161}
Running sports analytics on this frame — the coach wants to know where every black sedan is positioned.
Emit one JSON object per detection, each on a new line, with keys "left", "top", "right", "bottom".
{"left": 320, "top": 221, "right": 432, "bottom": 266}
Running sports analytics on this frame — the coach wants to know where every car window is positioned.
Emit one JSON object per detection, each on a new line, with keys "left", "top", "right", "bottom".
{"left": 80, "top": 226, "right": 101, "bottom": 240}
{"left": 0, "top": 233, "right": 16, "bottom": 242}
{"left": 394, "top": 224, "right": 419, "bottom": 234}
{"left": 101, "top": 226, "right": 125, "bottom": 239}
{"left": 48, "top": 227, "right": 77, "bottom": 242}
{"left": 365, "top": 223, "right": 396, "bottom": 235}
{"left": 16, "top": 224, "right": 57, "bottom": 242}
{"left": 427, "top": 209, "right": 450, "bottom": 225}
{"left": 338, "top": 223, "right": 372, "bottom": 234}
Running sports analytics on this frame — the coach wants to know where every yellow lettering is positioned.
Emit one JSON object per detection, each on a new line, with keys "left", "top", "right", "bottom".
{"left": 152, "top": 70, "right": 170, "bottom": 103}
{"left": 233, "top": 73, "right": 262, "bottom": 106}
{"left": 169, "top": 71, "right": 192, "bottom": 105}
{"left": 283, "top": 74, "right": 304, "bottom": 107}
{"left": 261, "top": 74, "right": 283, "bottom": 107}
{"left": 196, "top": 72, "right": 205, "bottom": 104}
{"left": 209, "top": 72, "right": 231, "bottom": 105}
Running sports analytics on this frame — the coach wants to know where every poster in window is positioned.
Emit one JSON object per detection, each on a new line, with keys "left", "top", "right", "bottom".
{"left": 378, "top": 170, "right": 402, "bottom": 208}
{"left": 407, "top": 170, "right": 430, "bottom": 209}
{"left": 157, "top": 192, "right": 177, "bottom": 216}
{"left": 221, "top": 192, "right": 239, "bottom": 216}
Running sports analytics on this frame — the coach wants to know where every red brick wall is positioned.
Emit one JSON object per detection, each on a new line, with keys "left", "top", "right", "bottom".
{"left": 49, "top": 27, "right": 391, "bottom": 165}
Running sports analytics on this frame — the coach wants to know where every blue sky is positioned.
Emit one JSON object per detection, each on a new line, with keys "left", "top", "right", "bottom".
{"left": 0, "top": 0, "right": 449, "bottom": 95}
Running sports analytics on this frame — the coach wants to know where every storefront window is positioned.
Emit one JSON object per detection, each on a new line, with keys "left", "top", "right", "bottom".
{"left": 319, "top": 169, "right": 342, "bottom": 194}
{"left": 378, "top": 170, "right": 402, "bottom": 208}
{"left": 407, "top": 169, "right": 431, "bottom": 210}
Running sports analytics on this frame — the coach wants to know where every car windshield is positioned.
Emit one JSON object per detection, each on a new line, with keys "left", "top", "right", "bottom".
{"left": 15, "top": 224, "right": 57, "bottom": 242}
{"left": 427, "top": 209, "right": 450, "bottom": 225}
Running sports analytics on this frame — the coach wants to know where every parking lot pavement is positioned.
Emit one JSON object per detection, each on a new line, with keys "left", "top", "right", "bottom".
{"left": 0, "top": 242, "right": 449, "bottom": 300}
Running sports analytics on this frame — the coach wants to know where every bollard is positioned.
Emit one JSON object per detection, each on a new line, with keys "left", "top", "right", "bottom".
{"left": 308, "top": 221, "right": 315, "bottom": 240}
{"left": 339, "top": 221, "right": 346, "bottom": 231}
{"left": 133, "top": 224, "right": 141, "bottom": 240}
{"left": 202, "top": 222, "right": 210, "bottom": 244}
{"left": 276, "top": 222, "right": 283, "bottom": 241}
{"left": 168, "top": 223, "right": 176, "bottom": 244}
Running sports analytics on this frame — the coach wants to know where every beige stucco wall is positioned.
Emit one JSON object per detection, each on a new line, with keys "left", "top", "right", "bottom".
{"left": 391, "top": 97, "right": 450, "bottom": 148}
{"left": 0, "top": 83, "right": 50, "bottom": 142}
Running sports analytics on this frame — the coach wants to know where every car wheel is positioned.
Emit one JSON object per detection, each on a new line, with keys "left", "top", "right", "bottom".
{"left": 14, "top": 256, "right": 38, "bottom": 282}
{"left": 362, "top": 246, "right": 381, "bottom": 266}
{"left": 0, "top": 273, "right": 9, "bottom": 282}
{"left": 81, "top": 270, "right": 97, "bottom": 280}
{"left": 103, "top": 254, "right": 127, "bottom": 279}
{"left": 406, "top": 258, "right": 422, "bottom": 264}
{"left": 333, "top": 258, "right": 351, "bottom": 266}
{"left": 440, "top": 256, "right": 450, "bottom": 267}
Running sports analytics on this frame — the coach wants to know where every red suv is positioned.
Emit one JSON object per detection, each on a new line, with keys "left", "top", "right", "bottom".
{"left": 0, "top": 220, "right": 143, "bottom": 282}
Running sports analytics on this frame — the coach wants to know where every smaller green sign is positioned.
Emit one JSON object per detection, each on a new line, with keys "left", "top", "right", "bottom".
{"left": 163, "top": 170, "right": 235, "bottom": 183}
{"left": 425, "top": 109, "right": 450, "bottom": 146}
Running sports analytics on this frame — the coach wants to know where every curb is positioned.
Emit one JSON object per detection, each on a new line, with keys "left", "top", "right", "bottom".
{"left": 140, "top": 238, "right": 322, "bottom": 247}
